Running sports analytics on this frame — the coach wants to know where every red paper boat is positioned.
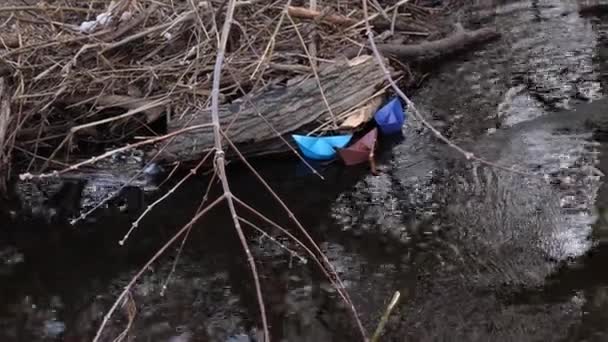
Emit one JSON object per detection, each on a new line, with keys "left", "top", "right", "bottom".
{"left": 337, "top": 128, "right": 378, "bottom": 166}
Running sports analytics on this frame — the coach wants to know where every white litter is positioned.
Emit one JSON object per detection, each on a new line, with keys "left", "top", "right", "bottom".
{"left": 78, "top": 1, "right": 121, "bottom": 33}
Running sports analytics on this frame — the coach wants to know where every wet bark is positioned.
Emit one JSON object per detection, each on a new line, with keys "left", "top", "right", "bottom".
{"left": 376, "top": 27, "right": 499, "bottom": 61}
{"left": 159, "top": 57, "right": 390, "bottom": 162}
{"left": 344, "top": 25, "right": 500, "bottom": 61}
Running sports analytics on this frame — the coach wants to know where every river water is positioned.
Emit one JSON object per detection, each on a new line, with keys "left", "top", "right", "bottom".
{"left": 4, "top": 0, "right": 608, "bottom": 341}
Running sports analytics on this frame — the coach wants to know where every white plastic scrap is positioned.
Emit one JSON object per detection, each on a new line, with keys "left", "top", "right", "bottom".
{"left": 79, "top": 1, "right": 120, "bottom": 33}
{"left": 79, "top": 12, "right": 112, "bottom": 33}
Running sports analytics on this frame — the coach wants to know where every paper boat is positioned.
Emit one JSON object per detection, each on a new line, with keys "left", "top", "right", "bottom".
{"left": 374, "top": 97, "right": 406, "bottom": 135}
{"left": 292, "top": 134, "right": 353, "bottom": 160}
{"left": 337, "top": 128, "right": 378, "bottom": 166}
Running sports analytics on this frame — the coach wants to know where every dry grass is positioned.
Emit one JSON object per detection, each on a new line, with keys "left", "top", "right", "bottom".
{"left": 0, "top": 0, "right": 441, "bottom": 181}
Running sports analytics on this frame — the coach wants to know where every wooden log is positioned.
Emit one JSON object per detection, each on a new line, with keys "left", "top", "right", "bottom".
{"left": 345, "top": 25, "right": 500, "bottom": 61}
{"left": 159, "top": 56, "right": 390, "bottom": 162}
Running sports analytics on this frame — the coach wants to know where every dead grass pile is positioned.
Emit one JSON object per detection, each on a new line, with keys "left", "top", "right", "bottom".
{"left": 0, "top": 0, "right": 442, "bottom": 181}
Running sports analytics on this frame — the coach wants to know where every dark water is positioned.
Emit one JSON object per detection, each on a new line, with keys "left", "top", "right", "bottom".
{"left": 5, "top": 0, "right": 608, "bottom": 341}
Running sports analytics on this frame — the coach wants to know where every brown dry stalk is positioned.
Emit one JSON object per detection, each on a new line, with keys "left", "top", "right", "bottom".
{"left": 0, "top": 6, "right": 94, "bottom": 13}
{"left": 112, "top": 292, "right": 137, "bottom": 342}
{"left": 99, "top": 10, "right": 196, "bottom": 54}
{"left": 105, "top": 4, "right": 160, "bottom": 42}
{"left": 209, "top": 0, "right": 269, "bottom": 341}
{"left": 68, "top": 98, "right": 169, "bottom": 134}
{"left": 287, "top": 13, "right": 338, "bottom": 129}
{"left": 250, "top": 0, "right": 291, "bottom": 79}
{"left": 2, "top": 0, "right": 377, "bottom": 176}
{"left": 350, "top": 0, "right": 411, "bottom": 29}
{"left": 307, "top": 0, "right": 317, "bottom": 69}
{"left": 287, "top": 5, "right": 357, "bottom": 26}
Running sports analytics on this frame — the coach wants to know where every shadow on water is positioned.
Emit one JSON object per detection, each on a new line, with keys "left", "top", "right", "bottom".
{"left": 0, "top": 135, "right": 416, "bottom": 341}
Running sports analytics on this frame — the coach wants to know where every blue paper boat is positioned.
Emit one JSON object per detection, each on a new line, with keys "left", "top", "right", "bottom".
{"left": 374, "top": 97, "right": 406, "bottom": 135}
{"left": 292, "top": 134, "right": 353, "bottom": 160}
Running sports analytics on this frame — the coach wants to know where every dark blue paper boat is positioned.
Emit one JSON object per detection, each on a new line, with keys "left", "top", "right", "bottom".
{"left": 292, "top": 134, "right": 353, "bottom": 160}
{"left": 374, "top": 97, "right": 406, "bottom": 135}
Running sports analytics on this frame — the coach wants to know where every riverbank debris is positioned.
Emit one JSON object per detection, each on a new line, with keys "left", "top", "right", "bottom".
{"left": 0, "top": 0, "right": 502, "bottom": 186}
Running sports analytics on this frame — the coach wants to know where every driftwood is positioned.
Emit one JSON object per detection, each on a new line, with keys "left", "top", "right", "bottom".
{"left": 159, "top": 56, "right": 390, "bottom": 162}
{"left": 346, "top": 24, "right": 500, "bottom": 61}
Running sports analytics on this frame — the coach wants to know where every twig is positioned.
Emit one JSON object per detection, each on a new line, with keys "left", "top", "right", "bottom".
{"left": 112, "top": 292, "right": 137, "bottom": 342}
{"left": 0, "top": 6, "right": 94, "bottom": 13}
{"left": 308, "top": 0, "right": 317, "bottom": 69}
{"left": 161, "top": 170, "right": 218, "bottom": 296}
{"left": 209, "top": 0, "right": 269, "bottom": 340}
{"left": 221, "top": 131, "right": 367, "bottom": 340}
{"left": 287, "top": 6, "right": 357, "bottom": 26}
{"left": 369, "top": 137, "right": 378, "bottom": 175}
{"left": 92, "top": 195, "right": 226, "bottom": 342}
{"left": 105, "top": 4, "right": 160, "bottom": 42}
{"left": 308, "top": 78, "right": 398, "bottom": 135}
{"left": 287, "top": 14, "right": 338, "bottom": 129}
{"left": 233, "top": 196, "right": 369, "bottom": 301}
{"left": 350, "top": 0, "right": 411, "bottom": 29}
{"left": 68, "top": 98, "right": 169, "bottom": 134}
{"left": 99, "top": 11, "right": 195, "bottom": 54}
{"left": 239, "top": 216, "right": 307, "bottom": 263}
{"left": 68, "top": 131, "right": 183, "bottom": 226}
{"left": 250, "top": 0, "right": 291, "bottom": 79}
{"left": 119, "top": 148, "right": 215, "bottom": 245}
{"left": 267, "top": 62, "right": 310, "bottom": 73}
{"left": 228, "top": 68, "right": 324, "bottom": 180}
{"left": 370, "top": 291, "right": 401, "bottom": 342}
{"left": 19, "top": 123, "right": 215, "bottom": 181}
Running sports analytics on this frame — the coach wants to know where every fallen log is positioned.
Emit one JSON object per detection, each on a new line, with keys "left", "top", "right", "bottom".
{"left": 158, "top": 56, "right": 391, "bottom": 163}
{"left": 345, "top": 24, "right": 500, "bottom": 61}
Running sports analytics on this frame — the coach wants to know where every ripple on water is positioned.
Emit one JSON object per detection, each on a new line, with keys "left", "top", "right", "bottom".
{"left": 329, "top": 0, "right": 608, "bottom": 339}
